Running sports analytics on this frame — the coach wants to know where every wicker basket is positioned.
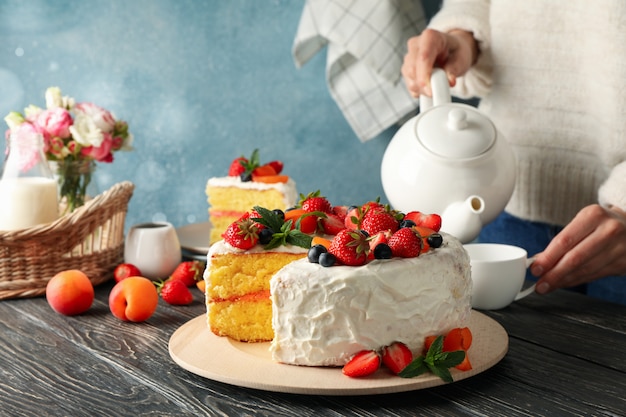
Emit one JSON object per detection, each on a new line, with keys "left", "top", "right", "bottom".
{"left": 0, "top": 181, "right": 134, "bottom": 300}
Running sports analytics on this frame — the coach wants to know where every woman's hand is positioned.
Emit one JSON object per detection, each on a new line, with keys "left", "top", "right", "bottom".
{"left": 531, "top": 205, "right": 626, "bottom": 293}
{"left": 401, "top": 28, "right": 478, "bottom": 98}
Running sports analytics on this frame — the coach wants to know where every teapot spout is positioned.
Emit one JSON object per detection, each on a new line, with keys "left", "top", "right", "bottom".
{"left": 441, "top": 196, "right": 485, "bottom": 243}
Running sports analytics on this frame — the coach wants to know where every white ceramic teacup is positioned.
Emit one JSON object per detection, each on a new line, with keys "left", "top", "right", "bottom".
{"left": 124, "top": 222, "right": 182, "bottom": 280}
{"left": 464, "top": 243, "right": 536, "bottom": 310}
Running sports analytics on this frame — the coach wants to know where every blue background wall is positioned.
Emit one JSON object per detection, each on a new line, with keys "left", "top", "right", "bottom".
{"left": 1, "top": 0, "right": 436, "bottom": 229}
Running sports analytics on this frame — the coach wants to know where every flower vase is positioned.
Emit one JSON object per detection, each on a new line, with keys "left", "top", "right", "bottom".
{"left": 51, "top": 160, "right": 99, "bottom": 215}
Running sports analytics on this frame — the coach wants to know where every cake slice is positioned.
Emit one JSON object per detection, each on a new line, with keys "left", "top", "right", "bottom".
{"left": 206, "top": 149, "right": 297, "bottom": 244}
{"left": 204, "top": 206, "right": 313, "bottom": 342}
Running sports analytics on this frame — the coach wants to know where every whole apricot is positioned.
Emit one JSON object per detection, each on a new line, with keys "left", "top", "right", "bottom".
{"left": 108, "top": 276, "right": 158, "bottom": 322}
{"left": 46, "top": 270, "right": 95, "bottom": 316}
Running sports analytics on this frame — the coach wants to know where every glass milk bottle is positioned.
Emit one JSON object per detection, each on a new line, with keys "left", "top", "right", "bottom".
{"left": 0, "top": 129, "right": 59, "bottom": 231}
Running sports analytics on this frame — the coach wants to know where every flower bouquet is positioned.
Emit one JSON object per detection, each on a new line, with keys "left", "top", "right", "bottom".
{"left": 4, "top": 87, "right": 133, "bottom": 214}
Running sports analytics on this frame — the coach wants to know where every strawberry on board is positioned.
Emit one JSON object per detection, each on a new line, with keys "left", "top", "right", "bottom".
{"left": 157, "top": 279, "right": 193, "bottom": 306}
{"left": 113, "top": 263, "right": 141, "bottom": 283}
{"left": 342, "top": 350, "right": 380, "bottom": 378}
{"left": 382, "top": 342, "right": 413, "bottom": 374}
{"left": 170, "top": 261, "right": 204, "bottom": 287}
{"left": 443, "top": 327, "right": 473, "bottom": 352}
{"left": 403, "top": 211, "right": 442, "bottom": 232}
{"left": 328, "top": 229, "right": 369, "bottom": 266}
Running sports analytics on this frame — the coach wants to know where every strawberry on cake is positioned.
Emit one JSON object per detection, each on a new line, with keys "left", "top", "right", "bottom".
{"left": 206, "top": 149, "right": 297, "bottom": 245}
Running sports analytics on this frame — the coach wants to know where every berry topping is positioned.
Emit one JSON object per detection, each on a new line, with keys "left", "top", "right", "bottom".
{"left": 307, "top": 244, "right": 327, "bottom": 263}
{"left": 403, "top": 211, "right": 442, "bottom": 232}
{"left": 228, "top": 157, "right": 248, "bottom": 176}
{"left": 300, "top": 191, "right": 333, "bottom": 213}
{"left": 222, "top": 212, "right": 262, "bottom": 250}
{"left": 328, "top": 229, "right": 369, "bottom": 266}
{"left": 318, "top": 252, "right": 337, "bottom": 267}
{"left": 373, "top": 243, "right": 393, "bottom": 259}
{"left": 229, "top": 149, "right": 288, "bottom": 183}
{"left": 361, "top": 210, "right": 399, "bottom": 236}
{"left": 388, "top": 228, "right": 422, "bottom": 258}
{"left": 427, "top": 233, "right": 443, "bottom": 249}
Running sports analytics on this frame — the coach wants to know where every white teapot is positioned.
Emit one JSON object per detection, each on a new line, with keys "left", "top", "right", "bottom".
{"left": 381, "top": 69, "right": 516, "bottom": 243}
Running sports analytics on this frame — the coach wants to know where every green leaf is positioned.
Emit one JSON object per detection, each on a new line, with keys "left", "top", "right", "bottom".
{"left": 398, "top": 356, "right": 428, "bottom": 378}
{"left": 425, "top": 335, "right": 444, "bottom": 363}
{"left": 436, "top": 350, "right": 465, "bottom": 369}
{"left": 427, "top": 363, "right": 453, "bottom": 383}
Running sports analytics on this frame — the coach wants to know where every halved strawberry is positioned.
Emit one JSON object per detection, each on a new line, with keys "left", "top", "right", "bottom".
{"left": 404, "top": 211, "right": 442, "bottom": 232}
{"left": 252, "top": 164, "right": 277, "bottom": 177}
{"left": 368, "top": 230, "right": 392, "bottom": 260}
{"left": 443, "top": 327, "right": 473, "bottom": 352}
{"left": 344, "top": 206, "right": 362, "bottom": 230}
{"left": 381, "top": 342, "right": 413, "bottom": 374}
{"left": 342, "top": 350, "right": 380, "bottom": 378}
{"left": 321, "top": 213, "right": 345, "bottom": 235}
{"left": 332, "top": 205, "right": 349, "bottom": 221}
{"left": 267, "top": 160, "right": 284, "bottom": 174}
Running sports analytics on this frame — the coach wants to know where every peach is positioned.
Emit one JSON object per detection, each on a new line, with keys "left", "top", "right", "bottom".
{"left": 46, "top": 270, "right": 95, "bottom": 316}
{"left": 108, "top": 276, "right": 158, "bottom": 322}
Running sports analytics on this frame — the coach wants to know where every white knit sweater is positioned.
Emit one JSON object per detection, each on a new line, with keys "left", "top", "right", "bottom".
{"left": 429, "top": 0, "right": 626, "bottom": 226}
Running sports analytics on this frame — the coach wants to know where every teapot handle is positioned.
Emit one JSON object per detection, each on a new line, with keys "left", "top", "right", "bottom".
{"left": 419, "top": 68, "right": 451, "bottom": 112}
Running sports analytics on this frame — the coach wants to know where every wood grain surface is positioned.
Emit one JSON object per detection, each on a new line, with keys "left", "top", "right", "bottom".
{"left": 0, "top": 280, "right": 624, "bottom": 416}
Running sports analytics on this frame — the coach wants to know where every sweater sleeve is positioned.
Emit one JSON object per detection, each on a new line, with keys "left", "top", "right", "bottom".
{"left": 598, "top": 161, "right": 626, "bottom": 212}
{"left": 427, "top": 0, "right": 492, "bottom": 99}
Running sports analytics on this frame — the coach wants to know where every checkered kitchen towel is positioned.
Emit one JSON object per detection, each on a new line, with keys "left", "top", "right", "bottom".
{"left": 293, "top": 0, "right": 425, "bottom": 142}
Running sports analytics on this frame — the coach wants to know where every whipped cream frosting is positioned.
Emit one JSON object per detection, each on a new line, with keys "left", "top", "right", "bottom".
{"left": 207, "top": 176, "right": 297, "bottom": 208}
{"left": 269, "top": 233, "right": 472, "bottom": 367}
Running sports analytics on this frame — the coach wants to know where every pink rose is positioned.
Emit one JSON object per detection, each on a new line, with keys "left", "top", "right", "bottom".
{"left": 9, "top": 123, "right": 45, "bottom": 172}
{"left": 36, "top": 107, "right": 72, "bottom": 139}
{"left": 73, "top": 102, "right": 116, "bottom": 133}
{"left": 81, "top": 132, "right": 113, "bottom": 162}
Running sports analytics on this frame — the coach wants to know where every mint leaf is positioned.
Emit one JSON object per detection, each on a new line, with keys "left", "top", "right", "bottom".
{"left": 398, "top": 335, "right": 465, "bottom": 383}
{"left": 251, "top": 206, "right": 313, "bottom": 250}
{"left": 398, "top": 356, "right": 427, "bottom": 378}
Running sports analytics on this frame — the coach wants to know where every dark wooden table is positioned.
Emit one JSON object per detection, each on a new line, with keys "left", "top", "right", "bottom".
{"left": 1, "top": 279, "right": 624, "bottom": 417}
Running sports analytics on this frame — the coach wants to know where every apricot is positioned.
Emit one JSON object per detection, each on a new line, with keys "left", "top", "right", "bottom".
{"left": 108, "top": 276, "right": 158, "bottom": 322}
{"left": 46, "top": 270, "right": 95, "bottom": 316}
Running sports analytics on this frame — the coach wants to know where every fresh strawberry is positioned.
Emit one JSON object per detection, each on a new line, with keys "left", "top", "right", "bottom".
{"left": 344, "top": 206, "right": 363, "bottom": 230}
{"left": 361, "top": 210, "right": 399, "bottom": 235}
{"left": 423, "top": 335, "right": 438, "bottom": 354}
{"left": 267, "top": 160, "right": 284, "bottom": 174}
{"left": 443, "top": 327, "right": 473, "bottom": 352}
{"left": 368, "top": 230, "right": 392, "bottom": 260}
{"left": 222, "top": 212, "right": 262, "bottom": 249}
{"left": 170, "top": 261, "right": 204, "bottom": 287}
{"left": 455, "top": 354, "right": 473, "bottom": 371}
{"left": 328, "top": 229, "right": 369, "bottom": 266}
{"left": 413, "top": 226, "right": 436, "bottom": 253}
{"left": 342, "top": 350, "right": 380, "bottom": 378}
{"left": 228, "top": 156, "right": 248, "bottom": 176}
{"left": 388, "top": 228, "right": 422, "bottom": 258}
{"left": 332, "top": 205, "right": 349, "bottom": 221}
{"left": 157, "top": 279, "right": 193, "bottom": 305}
{"left": 382, "top": 342, "right": 413, "bottom": 374}
{"left": 404, "top": 211, "right": 442, "bottom": 232}
{"left": 252, "top": 163, "right": 277, "bottom": 177}
{"left": 321, "top": 213, "right": 345, "bottom": 235}
{"left": 300, "top": 191, "right": 332, "bottom": 213}
{"left": 284, "top": 208, "right": 319, "bottom": 234}
{"left": 113, "top": 263, "right": 141, "bottom": 283}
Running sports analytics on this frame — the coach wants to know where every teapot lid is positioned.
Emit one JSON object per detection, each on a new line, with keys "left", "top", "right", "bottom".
{"left": 416, "top": 105, "right": 496, "bottom": 158}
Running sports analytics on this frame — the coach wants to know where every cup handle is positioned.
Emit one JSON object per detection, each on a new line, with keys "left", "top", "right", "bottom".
{"left": 514, "top": 256, "right": 536, "bottom": 301}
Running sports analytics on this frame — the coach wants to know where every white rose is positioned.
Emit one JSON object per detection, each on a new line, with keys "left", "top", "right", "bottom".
{"left": 45, "top": 87, "right": 63, "bottom": 109}
{"left": 69, "top": 113, "right": 104, "bottom": 147}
